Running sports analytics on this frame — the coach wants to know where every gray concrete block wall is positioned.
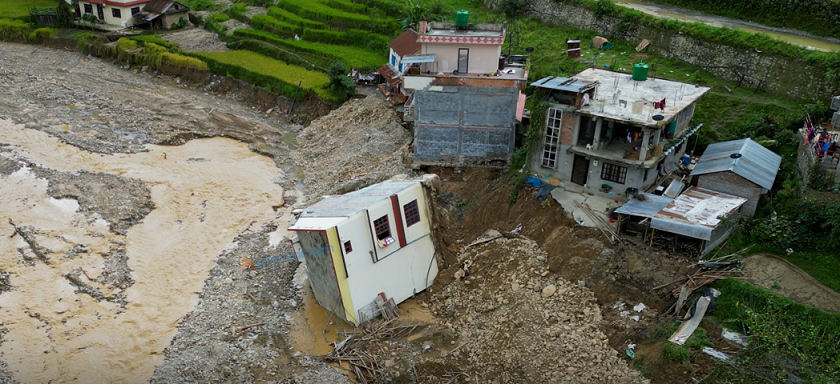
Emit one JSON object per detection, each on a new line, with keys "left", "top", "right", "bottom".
{"left": 414, "top": 86, "right": 518, "bottom": 166}
{"left": 298, "top": 231, "right": 345, "bottom": 322}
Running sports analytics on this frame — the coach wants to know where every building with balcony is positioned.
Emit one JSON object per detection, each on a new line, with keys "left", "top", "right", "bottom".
{"left": 530, "top": 68, "right": 711, "bottom": 194}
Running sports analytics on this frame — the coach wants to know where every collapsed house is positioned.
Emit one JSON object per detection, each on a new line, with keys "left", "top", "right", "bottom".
{"left": 615, "top": 187, "right": 747, "bottom": 257}
{"left": 689, "top": 138, "right": 781, "bottom": 218}
{"left": 288, "top": 176, "right": 440, "bottom": 326}
{"left": 530, "top": 68, "right": 711, "bottom": 194}
{"left": 389, "top": 13, "right": 528, "bottom": 167}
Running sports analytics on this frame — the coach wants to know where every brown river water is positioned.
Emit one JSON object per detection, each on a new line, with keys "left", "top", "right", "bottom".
{"left": 0, "top": 120, "right": 288, "bottom": 383}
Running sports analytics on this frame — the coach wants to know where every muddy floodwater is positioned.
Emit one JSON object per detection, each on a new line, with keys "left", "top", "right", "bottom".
{"left": 0, "top": 120, "right": 288, "bottom": 383}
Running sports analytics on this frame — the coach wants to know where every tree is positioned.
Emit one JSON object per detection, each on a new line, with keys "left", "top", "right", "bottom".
{"left": 328, "top": 61, "right": 355, "bottom": 101}
{"left": 400, "top": 0, "right": 445, "bottom": 30}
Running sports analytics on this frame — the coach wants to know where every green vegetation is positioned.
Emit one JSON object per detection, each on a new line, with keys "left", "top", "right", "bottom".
{"left": 356, "top": 0, "right": 406, "bottom": 14}
{"left": 327, "top": 60, "right": 355, "bottom": 100}
{"left": 0, "top": 18, "right": 31, "bottom": 41}
{"left": 637, "top": 0, "right": 840, "bottom": 39}
{"left": 250, "top": 14, "right": 302, "bottom": 35}
{"left": 161, "top": 52, "right": 208, "bottom": 70}
{"left": 138, "top": 42, "right": 168, "bottom": 70}
{"left": 0, "top": 0, "right": 55, "bottom": 20}
{"left": 28, "top": 27, "right": 56, "bottom": 42}
{"left": 232, "top": 28, "right": 385, "bottom": 69}
{"left": 211, "top": 13, "right": 230, "bottom": 23}
{"left": 129, "top": 34, "right": 180, "bottom": 50}
{"left": 266, "top": 6, "right": 325, "bottom": 29}
{"left": 179, "top": 0, "right": 224, "bottom": 11}
{"left": 190, "top": 50, "right": 334, "bottom": 100}
{"left": 708, "top": 278, "right": 840, "bottom": 382}
{"left": 277, "top": 0, "right": 372, "bottom": 24}
{"left": 323, "top": 0, "right": 368, "bottom": 13}
{"left": 228, "top": 3, "right": 248, "bottom": 21}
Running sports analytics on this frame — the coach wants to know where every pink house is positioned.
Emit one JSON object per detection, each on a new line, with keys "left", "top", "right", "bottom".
{"left": 415, "top": 20, "right": 506, "bottom": 75}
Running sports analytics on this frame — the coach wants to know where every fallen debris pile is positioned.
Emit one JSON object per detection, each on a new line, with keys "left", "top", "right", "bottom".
{"left": 427, "top": 236, "right": 649, "bottom": 384}
{"left": 657, "top": 256, "right": 745, "bottom": 313}
{"left": 325, "top": 321, "right": 424, "bottom": 383}
{"left": 292, "top": 95, "right": 412, "bottom": 199}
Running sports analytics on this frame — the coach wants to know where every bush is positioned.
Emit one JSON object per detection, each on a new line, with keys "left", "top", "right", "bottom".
{"left": 228, "top": 3, "right": 248, "bottom": 21}
{"left": 190, "top": 50, "right": 335, "bottom": 101}
{"left": 328, "top": 60, "right": 355, "bottom": 100}
{"left": 110, "top": 37, "right": 138, "bottom": 62}
{"left": 28, "top": 27, "right": 56, "bottom": 42}
{"left": 211, "top": 13, "right": 230, "bottom": 22}
{"left": 0, "top": 18, "right": 31, "bottom": 42}
{"left": 139, "top": 42, "right": 168, "bottom": 69}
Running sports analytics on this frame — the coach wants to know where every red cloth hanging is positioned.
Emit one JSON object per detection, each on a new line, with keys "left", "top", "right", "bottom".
{"left": 653, "top": 98, "right": 666, "bottom": 111}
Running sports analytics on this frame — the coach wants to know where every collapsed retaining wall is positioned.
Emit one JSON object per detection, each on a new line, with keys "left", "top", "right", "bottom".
{"left": 486, "top": 0, "right": 839, "bottom": 100}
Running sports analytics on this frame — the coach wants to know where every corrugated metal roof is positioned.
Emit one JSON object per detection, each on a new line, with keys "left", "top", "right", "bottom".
{"left": 298, "top": 179, "right": 423, "bottom": 218}
{"left": 531, "top": 76, "right": 597, "bottom": 93}
{"left": 402, "top": 54, "right": 436, "bottom": 64}
{"left": 615, "top": 193, "right": 672, "bottom": 218}
{"left": 388, "top": 29, "right": 421, "bottom": 57}
{"left": 651, "top": 187, "right": 747, "bottom": 240}
{"left": 690, "top": 138, "right": 781, "bottom": 190}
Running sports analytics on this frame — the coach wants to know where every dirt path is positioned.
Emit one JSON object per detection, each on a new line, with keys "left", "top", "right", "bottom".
{"left": 0, "top": 121, "right": 289, "bottom": 383}
{"left": 742, "top": 253, "right": 840, "bottom": 313}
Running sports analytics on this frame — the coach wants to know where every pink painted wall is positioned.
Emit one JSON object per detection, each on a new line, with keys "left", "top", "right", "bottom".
{"left": 421, "top": 43, "right": 502, "bottom": 74}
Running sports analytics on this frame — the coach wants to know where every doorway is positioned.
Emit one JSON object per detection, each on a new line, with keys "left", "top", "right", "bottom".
{"left": 457, "top": 48, "right": 469, "bottom": 74}
{"left": 96, "top": 4, "right": 104, "bottom": 20}
{"left": 571, "top": 155, "right": 589, "bottom": 186}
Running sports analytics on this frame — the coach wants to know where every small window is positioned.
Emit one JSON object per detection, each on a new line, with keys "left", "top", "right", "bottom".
{"left": 457, "top": 48, "right": 469, "bottom": 73}
{"left": 112, "top": 8, "right": 121, "bottom": 18}
{"left": 373, "top": 215, "right": 391, "bottom": 241}
{"left": 344, "top": 241, "right": 352, "bottom": 254}
{"left": 84, "top": 4, "right": 92, "bottom": 13}
{"left": 131, "top": 7, "right": 140, "bottom": 15}
{"left": 404, "top": 200, "right": 420, "bottom": 227}
{"left": 601, "top": 162, "right": 627, "bottom": 184}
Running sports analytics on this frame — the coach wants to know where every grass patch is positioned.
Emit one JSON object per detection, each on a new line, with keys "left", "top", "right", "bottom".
{"left": 0, "top": 18, "right": 32, "bottom": 41}
{"left": 162, "top": 52, "right": 208, "bottom": 70}
{"left": 233, "top": 28, "right": 385, "bottom": 69}
{"left": 250, "top": 14, "right": 302, "bottom": 35}
{"left": 707, "top": 278, "right": 840, "bottom": 382}
{"left": 0, "top": 0, "right": 55, "bottom": 20}
{"left": 211, "top": 13, "right": 230, "bottom": 23}
{"left": 322, "top": 0, "right": 368, "bottom": 13}
{"left": 180, "top": 0, "right": 224, "bottom": 11}
{"left": 190, "top": 50, "right": 334, "bottom": 101}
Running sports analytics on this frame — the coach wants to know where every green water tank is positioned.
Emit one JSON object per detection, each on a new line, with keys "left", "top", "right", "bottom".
{"left": 455, "top": 10, "right": 470, "bottom": 27}
{"left": 632, "top": 61, "right": 649, "bottom": 81}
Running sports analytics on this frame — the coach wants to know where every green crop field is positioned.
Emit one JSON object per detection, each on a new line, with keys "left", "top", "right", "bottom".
{"left": 192, "top": 50, "right": 332, "bottom": 99}
{"left": 1, "top": 0, "right": 57, "bottom": 19}
{"left": 233, "top": 28, "right": 386, "bottom": 69}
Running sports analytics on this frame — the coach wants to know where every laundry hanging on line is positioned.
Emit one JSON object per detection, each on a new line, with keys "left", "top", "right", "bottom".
{"left": 653, "top": 98, "right": 666, "bottom": 111}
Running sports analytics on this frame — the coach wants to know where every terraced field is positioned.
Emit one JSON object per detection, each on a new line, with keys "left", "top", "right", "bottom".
{"left": 189, "top": 0, "right": 396, "bottom": 101}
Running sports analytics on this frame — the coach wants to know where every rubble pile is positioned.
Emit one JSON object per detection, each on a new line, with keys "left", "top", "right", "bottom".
{"left": 293, "top": 95, "right": 412, "bottom": 199}
{"left": 150, "top": 225, "right": 351, "bottom": 384}
{"left": 427, "top": 237, "right": 649, "bottom": 384}
{"left": 161, "top": 28, "right": 229, "bottom": 53}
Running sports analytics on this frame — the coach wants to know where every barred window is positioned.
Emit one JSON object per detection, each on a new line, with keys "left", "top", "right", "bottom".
{"left": 601, "top": 162, "right": 627, "bottom": 184}
{"left": 112, "top": 8, "right": 121, "bottom": 18}
{"left": 541, "top": 108, "right": 562, "bottom": 169}
{"left": 403, "top": 200, "right": 420, "bottom": 227}
{"left": 344, "top": 241, "right": 352, "bottom": 254}
{"left": 373, "top": 215, "right": 391, "bottom": 241}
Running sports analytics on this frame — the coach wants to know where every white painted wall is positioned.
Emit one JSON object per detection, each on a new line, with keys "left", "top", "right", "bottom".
{"left": 396, "top": 183, "right": 430, "bottom": 244}
{"left": 79, "top": 1, "right": 144, "bottom": 27}
{"left": 366, "top": 198, "right": 401, "bottom": 260}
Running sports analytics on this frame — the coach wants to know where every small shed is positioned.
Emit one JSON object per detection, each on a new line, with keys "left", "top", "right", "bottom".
{"left": 288, "top": 175, "right": 440, "bottom": 325}
{"left": 134, "top": 0, "right": 190, "bottom": 30}
{"left": 615, "top": 187, "right": 747, "bottom": 256}
{"left": 690, "top": 138, "right": 781, "bottom": 218}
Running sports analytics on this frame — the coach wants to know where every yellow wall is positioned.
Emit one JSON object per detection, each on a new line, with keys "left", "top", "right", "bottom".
{"left": 326, "top": 227, "right": 356, "bottom": 325}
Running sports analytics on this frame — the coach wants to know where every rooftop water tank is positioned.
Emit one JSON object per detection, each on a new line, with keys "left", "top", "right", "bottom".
{"left": 632, "top": 61, "right": 649, "bottom": 81}
{"left": 831, "top": 95, "right": 840, "bottom": 111}
{"left": 455, "top": 10, "right": 470, "bottom": 28}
